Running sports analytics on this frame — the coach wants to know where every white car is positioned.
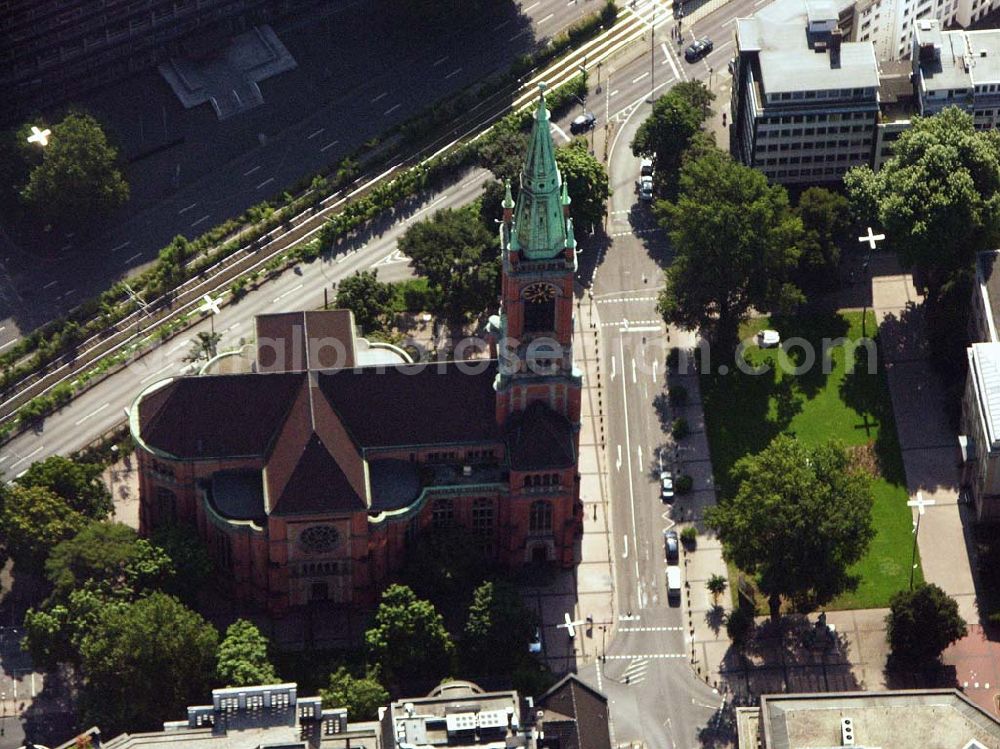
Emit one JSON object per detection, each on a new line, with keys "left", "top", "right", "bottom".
{"left": 660, "top": 470, "right": 674, "bottom": 500}
{"left": 757, "top": 329, "right": 781, "bottom": 348}
{"left": 637, "top": 175, "right": 654, "bottom": 201}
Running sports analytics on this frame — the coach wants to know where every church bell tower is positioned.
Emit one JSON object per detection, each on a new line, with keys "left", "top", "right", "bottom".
{"left": 493, "top": 84, "right": 582, "bottom": 427}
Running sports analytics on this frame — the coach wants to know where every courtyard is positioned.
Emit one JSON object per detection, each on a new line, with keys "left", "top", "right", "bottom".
{"left": 701, "top": 309, "right": 923, "bottom": 611}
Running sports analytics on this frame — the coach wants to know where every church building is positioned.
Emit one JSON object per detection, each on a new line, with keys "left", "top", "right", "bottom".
{"left": 128, "top": 89, "right": 585, "bottom": 615}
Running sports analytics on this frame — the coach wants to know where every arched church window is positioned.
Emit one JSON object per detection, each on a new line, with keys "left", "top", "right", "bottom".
{"left": 529, "top": 500, "right": 553, "bottom": 533}
{"left": 156, "top": 487, "right": 177, "bottom": 523}
{"left": 523, "top": 283, "right": 557, "bottom": 333}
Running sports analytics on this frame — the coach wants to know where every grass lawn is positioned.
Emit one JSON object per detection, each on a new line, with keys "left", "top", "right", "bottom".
{"left": 702, "top": 309, "right": 923, "bottom": 611}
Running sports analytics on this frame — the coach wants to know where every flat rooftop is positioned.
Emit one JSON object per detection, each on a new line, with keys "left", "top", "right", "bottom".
{"left": 750, "top": 690, "right": 1000, "bottom": 749}
{"left": 736, "top": 0, "right": 879, "bottom": 95}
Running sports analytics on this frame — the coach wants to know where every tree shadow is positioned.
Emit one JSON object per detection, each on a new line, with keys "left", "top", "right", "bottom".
{"left": 706, "top": 605, "right": 725, "bottom": 635}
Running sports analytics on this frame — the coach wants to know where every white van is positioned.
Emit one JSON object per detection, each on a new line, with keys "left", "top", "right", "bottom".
{"left": 666, "top": 565, "right": 682, "bottom": 604}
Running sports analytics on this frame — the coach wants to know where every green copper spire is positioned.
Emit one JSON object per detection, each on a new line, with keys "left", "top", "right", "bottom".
{"left": 503, "top": 179, "right": 515, "bottom": 213}
{"left": 511, "top": 84, "right": 571, "bottom": 260}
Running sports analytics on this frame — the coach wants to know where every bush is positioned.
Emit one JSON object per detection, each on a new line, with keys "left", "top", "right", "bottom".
{"left": 726, "top": 605, "right": 755, "bottom": 651}
{"left": 672, "top": 417, "right": 690, "bottom": 439}
{"left": 666, "top": 347, "right": 680, "bottom": 369}
{"left": 680, "top": 526, "right": 698, "bottom": 547}
{"left": 675, "top": 474, "right": 694, "bottom": 494}
{"left": 668, "top": 385, "right": 688, "bottom": 406}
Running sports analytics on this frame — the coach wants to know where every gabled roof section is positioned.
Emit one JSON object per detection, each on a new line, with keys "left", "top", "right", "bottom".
{"left": 316, "top": 361, "right": 501, "bottom": 449}
{"left": 506, "top": 401, "right": 575, "bottom": 470}
{"left": 271, "top": 433, "right": 365, "bottom": 515}
{"left": 138, "top": 373, "right": 305, "bottom": 459}
{"left": 535, "top": 674, "right": 611, "bottom": 749}
{"left": 512, "top": 85, "right": 571, "bottom": 260}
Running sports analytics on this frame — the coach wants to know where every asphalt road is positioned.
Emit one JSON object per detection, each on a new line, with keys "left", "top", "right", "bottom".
{"left": 0, "top": 171, "right": 493, "bottom": 476}
{"left": 0, "top": 0, "right": 599, "bottom": 344}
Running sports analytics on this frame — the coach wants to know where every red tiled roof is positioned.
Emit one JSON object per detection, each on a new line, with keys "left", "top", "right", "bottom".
{"left": 271, "top": 433, "right": 365, "bottom": 515}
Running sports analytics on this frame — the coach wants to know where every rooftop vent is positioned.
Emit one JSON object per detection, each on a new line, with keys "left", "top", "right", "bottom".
{"left": 841, "top": 717, "right": 855, "bottom": 747}
{"left": 463, "top": 465, "right": 473, "bottom": 477}
{"left": 919, "top": 19, "right": 933, "bottom": 30}
{"left": 981, "top": 49, "right": 988, "bottom": 57}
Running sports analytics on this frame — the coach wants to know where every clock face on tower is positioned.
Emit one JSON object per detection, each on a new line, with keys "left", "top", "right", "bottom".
{"left": 299, "top": 524, "right": 340, "bottom": 553}
{"left": 523, "top": 283, "right": 557, "bottom": 303}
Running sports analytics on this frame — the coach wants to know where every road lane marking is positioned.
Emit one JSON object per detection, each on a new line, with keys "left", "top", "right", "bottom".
{"left": 661, "top": 41, "right": 682, "bottom": 82}
{"left": 74, "top": 402, "right": 110, "bottom": 426}
{"left": 124, "top": 252, "right": 142, "bottom": 264}
{"left": 191, "top": 214, "right": 210, "bottom": 227}
{"left": 619, "top": 335, "right": 642, "bottom": 606}
{"left": 446, "top": 67, "right": 463, "bottom": 79}
{"left": 272, "top": 282, "right": 305, "bottom": 304}
{"left": 178, "top": 202, "right": 197, "bottom": 214}
{"left": 256, "top": 177, "right": 275, "bottom": 190}
{"left": 43, "top": 281, "right": 58, "bottom": 290}
{"left": 508, "top": 29, "right": 527, "bottom": 41}
{"left": 384, "top": 103, "right": 402, "bottom": 116}
{"left": 10, "top": 445, "right": 44, "bottom": 468}
{"left": 109, "top": 240, "right": 131, "bottom": 253}
{"left": 524, "top": 1, "right": 540, "bottom": 10}
{"left": 321, "top": 139, "right": 340, "bottom": 152}
{"left": 539, "top": 12, "right": 554, "bottom": 23}
{"left": 632, "top": 357, "right": 637, "bottom": 383}
{"left": 371, "top": 91, "right": 389, "bottom": 103}
{"left": 243, "top": 165, "right": 262, "bottom": 176}
{"left": 611, "top": 354, "right": 616, "bottom": 380}
{"left": 610, "top": 89, "right": 619, "bottom": 97}
{"left": 140, "top": 363, "right": 175, "bottom": 383}
{"left": 722, "top": 15, "right": 739, "bottom": 26}
{"left": 616, "top": 444, "right": 623, "bottom": 471}
{"left": 632, "top": 72, "right": 649, "bottom": 84}
{"left": 493, "top": 19, "right": 510, "bottom": 30}
{"left": 169, "top": 338, "right": 193, "bottom": 355}
{"left": 603, "top": 653, "right": 687, "bottom": 659}
{"left": 618, "top": 626, "right": 684, "bottom": 632}
{"left": 433, "top": 56, "right": 448, "bottom": 66}
{"left": 462, "top": 176, "right": 483, "bottom": 189}
{"left": 551, "top": 122, "right": 571, "bottom": 143}
{"left": 307, "top": 127, "right": 325, "bottom": 139}
{"left": 0, "top": 339, "right": 16, "bottom": 351}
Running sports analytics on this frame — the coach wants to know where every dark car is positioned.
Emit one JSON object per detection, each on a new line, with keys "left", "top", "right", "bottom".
{"left": 570, "top": 111, "right": 597, "bottom": 134}
{"left": 685, "top": 37, "right": 714, "bottom": 62}
{"left": 664, "top": 529, "right": 679, "bottom": 563}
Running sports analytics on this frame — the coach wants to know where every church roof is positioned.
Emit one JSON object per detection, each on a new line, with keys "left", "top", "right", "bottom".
{"left": 511, "top": 86, "right": 573, "bottom": 261}
{"left": 271, "top": 433, "right": 365, "bottom": 515}
{"left": 535, "top": 674, "right": 612, "bottom": 749}
{"left": 138, "top": 373, "right": 305, "bottom": 458}
{"left": 316, "top": 361, "right": 501, "bottom": 448}
{"left": 506, "top": 401, "right": 575, "bottom": 470}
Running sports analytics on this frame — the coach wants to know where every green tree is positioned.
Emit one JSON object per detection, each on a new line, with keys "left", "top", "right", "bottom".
{"left": 398, "top": 206, "right": 499, "bottom": 322}
{"left": 216, "top": 619, "right": 278, "bottom": 687}
{"left": 656, "top": 150, "right": 805, "bottom": 349}
{"left": 478, "top": 119, "right": 529, "bottom": 182}
{"left": 886, "top": 583, "right": 967, "bottom": 662}
{"left": 632, "top": 82, "right": 715, "bottom": 197}
{"left": 336, "top": 269, "right": 397, "bottom": 334}
{"left": 15, "top": 454, "right": 113, "bottom": 519}
{"left": 150, "top": 523, "right": 213, "bottom": 605}
{"left": 320, "top": 666, "right": 390, "bottom": 720}
{"left": 78, "top": 592, "right": 219, "bottom": 734}
{"left": 463, "top": 580, "right": 536, "bottom": 674}
{"left": 555, "top": 139, "right": 611, "bottom": 234}
{"left": 20, "top": 112, "right": 129, "bottom": 225}
{"left": 365, "top": 584, "right": 454, "bottom": 684}
{"left": 44, "top": 521, "right": 174, "bottom": 601}
{"left": 23, "top": 585, "right": 109, "bottom": 670}
{"left": 844, "top": 107, "right": 1000, "bottom": 284}
{"left": 707, "top": 573, "right": 728, "bottom": 604}
{"left": 707, "top": 436, "right": 875, "bottom": 621}
{"left": 184, "top": 331, "right": 222, "bottom": 363}
{"left": 0, "top": 485, "right": 88, "bottom": 574}
{"left": 794, "top": 187, "right": 851, "bottom": 292}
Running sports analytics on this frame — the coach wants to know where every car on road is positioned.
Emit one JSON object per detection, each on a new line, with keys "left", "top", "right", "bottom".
{"left": 570, "top": 111, "right": 597, "bottom": 134}
{"left": 667, "top": 565, "right": 682, "bottom": 604}
{"left": 640, "top": 158, "right": 654, "bottom": 177}
{"left": 528, "top": 626, "right": 543, "bottom": 654}
{"left": 757, "top": 329, "right": 781, "bottom": 348}
{"left": 664, "top": 529, "right": 679, "bottom": 563}
{"left": 685, "top": 37, "right": 714, "bottom": 62}
{"left": 637, "top": 175, "right": 654, "bottom": 201}
{"left": 660, "top": 470, "right": 674, "bottom": 501}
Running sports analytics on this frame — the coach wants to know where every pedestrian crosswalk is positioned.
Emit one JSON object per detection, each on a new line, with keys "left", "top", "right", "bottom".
{"left": 618, "top": 625, "right": 684, "bottom": 632}
{"left": 624, "top": 0, "right": 675, "bottom": 30}
{"left": 607, "top": 652, "right": 687, "bottom": 660}
{"left": 621, "top": 656, "right": 649, "bottom": 684}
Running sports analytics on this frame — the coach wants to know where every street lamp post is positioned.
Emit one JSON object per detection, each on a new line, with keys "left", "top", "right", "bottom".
{"left": 907, "top": 492, "right": 936, "bottom": 590}
{"left": 647, "top": 5, "right": 657, "bottom": 104}
{"left": 857, "top": 226, "right": 885, "bottom": 336}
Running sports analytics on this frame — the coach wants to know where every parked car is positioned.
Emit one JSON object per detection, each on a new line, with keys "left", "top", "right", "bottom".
{"left": 660, "top": 470, "right": 674, "bottom": 501}
{"left": 570, "top": 111, "right": 597, "bottom": 134}
{"left": 685, "top": 37, "right": 714, "bottom": 62}
{"left": 637, "top": 175, "right": 654, "bottom": 201}
{"left": 667, "top": 565, "right": 682, "bottom": 604}
{"left": 664, "top": 529, "right": 679, "bottom": 563}
{"left": 528, "top": 626, "right": 543, "bottom": 654}
{"left": 757, "top": 329, "right": 781, "bottom": 348}
{"left": 640, "top": 158, "right": 654, "bottom": 177}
